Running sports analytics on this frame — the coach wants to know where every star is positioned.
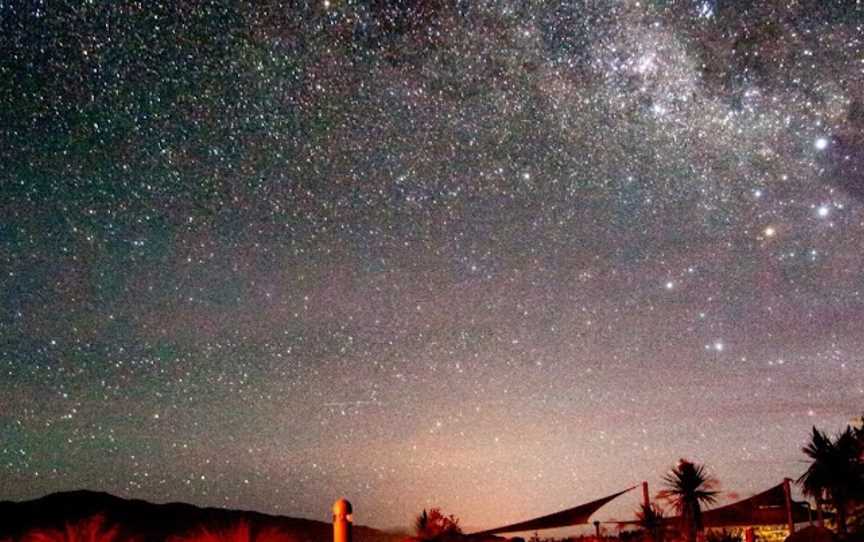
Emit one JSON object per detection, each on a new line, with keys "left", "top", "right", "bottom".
{"left": 1, "top": 2, "right": 861, "bottom": 531}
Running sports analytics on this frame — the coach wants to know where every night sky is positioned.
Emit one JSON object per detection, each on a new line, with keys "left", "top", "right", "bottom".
{"left": 1, "top": 0, "right": 863, "bottom": 534}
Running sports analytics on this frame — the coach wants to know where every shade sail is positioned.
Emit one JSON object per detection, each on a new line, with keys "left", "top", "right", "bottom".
{"left": 700, "top": 483, "right": 814, "bottom": 527}
{"left": 611, "top": 483, "right": 826, "bottom": 529}
{"left": 471, "top": 486, "right": 635, "bottom": 536}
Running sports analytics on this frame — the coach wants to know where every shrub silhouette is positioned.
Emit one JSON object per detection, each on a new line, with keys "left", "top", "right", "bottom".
{"left": 20, "top": 514, "right": 130, "bottom": 542}
{"left": 705, "top": 530, "right": 740, "bottom": 542}
{"left": 636, "top": 503, "right": 667, "bottom": 542}
{"left": 167, "top": 520, "right": 299, "bottom": 542}
{"left": 412, "top": 509, "right": 462, "bottom": 541}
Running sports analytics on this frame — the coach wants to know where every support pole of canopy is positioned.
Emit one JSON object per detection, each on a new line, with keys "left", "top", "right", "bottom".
{"left": 642, "top": 481, "right": 649, "bottom": 508}
{"left": 783, "top": 478, "right": 795, "bottom": 535}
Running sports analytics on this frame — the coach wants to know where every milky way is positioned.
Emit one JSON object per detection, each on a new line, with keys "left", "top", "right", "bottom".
{"left": 1, "top": 0, "right": 863, "bottom": 534}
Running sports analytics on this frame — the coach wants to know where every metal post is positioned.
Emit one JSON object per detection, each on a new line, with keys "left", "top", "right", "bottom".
{"left": 783, "top": 478, "right": 795, "bottom": 536}
{"left": 642, "top": 481, "right": 650, "bottom": 508}
{"left": 333, "top": 498, "right": 353, "bottom": 542}
{"left": 594, "top": 520, "right": 601, "bottom": 539}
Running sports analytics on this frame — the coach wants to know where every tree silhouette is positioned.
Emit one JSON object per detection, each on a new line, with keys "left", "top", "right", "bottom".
{"left": 661, "top": 459, "right": 718, "bottom": 542}
{"left": 797, "top": 425, "right": 864, "bottom": 536}
{"left": 412, "top": 508, "right": 462, "bottom": 541}
{"left": 636, "top": 503, "right": 667, "bottom": 542}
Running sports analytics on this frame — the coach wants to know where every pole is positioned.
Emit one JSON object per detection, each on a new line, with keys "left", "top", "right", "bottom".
{"left": 642, "top": 481, "right": 650, "bottom": 508}
{"left": 594, "top": 520, "right": 601, "bottom": 539}
{"left": 333, "top": 498, "right": 353, "bottom": 542}
{"left": 783, "top": 478, "right": 795, "bottom": 536}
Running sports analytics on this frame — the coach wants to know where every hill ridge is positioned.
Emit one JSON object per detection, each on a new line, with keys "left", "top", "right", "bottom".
{"left": 0, "top": 490, "right": 404, "bottom": 542}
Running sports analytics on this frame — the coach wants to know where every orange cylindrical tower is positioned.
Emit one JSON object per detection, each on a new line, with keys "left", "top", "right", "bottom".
{"left": 333, "top": 498, "right": 353, "bottom": 542}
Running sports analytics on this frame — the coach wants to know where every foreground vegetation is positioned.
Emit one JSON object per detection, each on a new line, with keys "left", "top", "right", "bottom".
{"left": 411, "top": 417, "right": 863, "bottom": 542}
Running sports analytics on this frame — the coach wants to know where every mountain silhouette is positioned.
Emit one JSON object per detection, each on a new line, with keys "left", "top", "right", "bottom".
{"left": 0, "top": 490, "right": 403, "bottom": 542}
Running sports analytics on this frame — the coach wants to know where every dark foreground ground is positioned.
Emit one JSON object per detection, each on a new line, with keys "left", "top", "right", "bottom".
{"left": 0, "top": 490, "right": 405, "bottom": 542}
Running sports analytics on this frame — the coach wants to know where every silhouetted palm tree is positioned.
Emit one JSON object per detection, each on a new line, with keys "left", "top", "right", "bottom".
{"left": 661, "top": 459, "right": 718, "bottom": 542}
{"left": 636, "top": 503, "right": 666, "bottom": 542}
{"left": 797, "top": 426, "right": 864, "bottom": 536}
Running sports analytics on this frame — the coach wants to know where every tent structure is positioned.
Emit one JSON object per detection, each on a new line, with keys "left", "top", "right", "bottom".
{"left": 610, "top": 482, "right": 828, "bottom": 530}
{"left": 700, "top": 483, "right": 816, "bottom": 528}
{"left": 470, "top": 487, "right": 635, "bottom": 536}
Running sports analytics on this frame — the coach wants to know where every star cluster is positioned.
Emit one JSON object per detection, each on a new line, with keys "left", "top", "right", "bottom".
{"left": 1, "top": 0, "right": 863, "bottom": 533}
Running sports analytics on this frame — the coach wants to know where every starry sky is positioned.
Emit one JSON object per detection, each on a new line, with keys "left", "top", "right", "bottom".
{"left": 1, "top": 0, "right": 863, "bottom": 535}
